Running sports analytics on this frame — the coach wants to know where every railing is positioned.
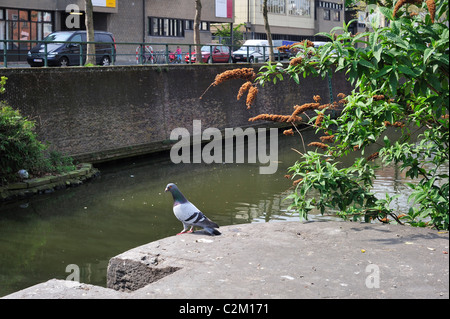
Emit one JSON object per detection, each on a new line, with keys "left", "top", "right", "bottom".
{"left": 0, "top": 39, "right": 287, "bottom": 68}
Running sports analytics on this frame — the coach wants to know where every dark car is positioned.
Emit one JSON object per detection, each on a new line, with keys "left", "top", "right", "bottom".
{"left": 185, "top": 45, "right": 232, "bottom": 63}
{"left": 27, "top": 31, "right": 116, "bottom": 67}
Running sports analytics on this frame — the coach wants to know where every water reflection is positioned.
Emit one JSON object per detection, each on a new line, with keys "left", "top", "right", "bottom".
{"left": 0, "top": 127, "right": 447, "bottom": 296}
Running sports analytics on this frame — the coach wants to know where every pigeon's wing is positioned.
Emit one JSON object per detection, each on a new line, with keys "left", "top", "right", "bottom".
{"left": 174, "top": 202, "right": 219, "bottom": 229}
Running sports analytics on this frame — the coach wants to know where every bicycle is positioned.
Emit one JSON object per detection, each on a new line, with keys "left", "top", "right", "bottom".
{"left": 135, "top": 45, "right": 156, "bottom": 64}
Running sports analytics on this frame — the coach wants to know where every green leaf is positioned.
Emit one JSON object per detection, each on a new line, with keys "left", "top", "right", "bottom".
{"left": 397, "top": 65, "right": 417, "bottom": 77}
{"left": 378, "top": 6, "right": 393, "bottom": 20}
{"left": 388, "top": 70, "right": 398, "bottom": 96}
{"left": 373, "top": 44, "right": 382, "bottom": 63}
{"left": 292, "top": 72, "right": 299, "bottom": 84}
{"left": 358, "top": 59, "right": 375, "bottom": 69}
{"left": 424, "top": 47, "right": 435, "bottom": 64}
{"left": 374, "top": 66, "right": 393, "bottom": 79}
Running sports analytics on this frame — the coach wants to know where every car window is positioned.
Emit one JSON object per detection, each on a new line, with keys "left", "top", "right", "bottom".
{"left": 222, "top": 46, "right": 229, "bottom": 53}
{"left": 71, "top": 34, "right": 82, "bottom": 43}
{"left": 44, "top": 32, "right": 73, "bottom": 42}
{"left": 98, "top": 34, "right": 112, "bottom": 43}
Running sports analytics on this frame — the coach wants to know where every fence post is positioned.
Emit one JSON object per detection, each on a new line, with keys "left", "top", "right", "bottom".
{"left": 165, "top": 44, "right": 169, "bottom": 64}
{"left": 209, "top": 45, "right": 213, "bottom": 64}
{"left": 246, "top": 46, "right": 249, "bottom": 62}
{"left": 327, "top": 71, "right": 333, "bottom": 104}
{"left": 188, "top": 45, "right": 192, "bottom": 64}
{"left": 44, "top": 42, "right": 48, "bottom": 67}
{"left": 111, "top": 43, "right": 115, "bottom": 65}
{"left": 2, "top": 40, "right": 6, "bottom": 68}
{"left": 79, "top": 43, "right": 83, "bottom": 66}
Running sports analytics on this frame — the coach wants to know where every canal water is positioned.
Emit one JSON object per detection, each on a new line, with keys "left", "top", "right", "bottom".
{"left": 0, "top": 128, "right": 446, "bottom": 297}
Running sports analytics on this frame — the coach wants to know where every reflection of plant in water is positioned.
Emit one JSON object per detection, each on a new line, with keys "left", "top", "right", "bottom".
{"left": 208, "top": 1, "right": 449, "bottom": 230}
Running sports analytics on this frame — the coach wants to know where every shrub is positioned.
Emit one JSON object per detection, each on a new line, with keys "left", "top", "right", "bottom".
{"left": 1, "top": 77, "right": 75, "bottom": 185}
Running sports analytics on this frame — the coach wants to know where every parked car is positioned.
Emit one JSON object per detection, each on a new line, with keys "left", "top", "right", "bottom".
{"left": 27, "top": 30, "right": 116, "bottom": 67}
{"left": 232, "top": 39, "right": 283, "bottom": 63}
{"left": 185, "top": 45, "right": 233, "bottom": 63}
{"left": 272, "top": 39, "right": 296, "bottom": 59}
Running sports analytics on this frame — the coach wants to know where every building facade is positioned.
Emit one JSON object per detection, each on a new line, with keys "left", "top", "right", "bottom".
{"left": 234, "top": 0, "right": 344, "bottom": 41}
{"left": 0, "top": 0, "right": 234, "bottom": 63}
{"left": 1, "top": 0, "right": 346, "bottom": 63}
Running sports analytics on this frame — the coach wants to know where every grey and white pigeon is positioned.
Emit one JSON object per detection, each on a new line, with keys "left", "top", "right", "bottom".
{"left": 165, "top": 183, "right": 221, "bottom": 236}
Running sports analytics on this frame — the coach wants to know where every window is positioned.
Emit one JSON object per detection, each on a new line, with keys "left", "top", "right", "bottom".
{"left": 149, "top": 17, "right": 185, "bottom": 37}
{"left": 200, "top": 21, "right": 209, "bottom": 31}
{"left": 334, "top": 10, "right": 340, "bottom": 21}
{"left": 260, "top": 0, "right": 286, "bottom": 14}
{"left": 149, "top": 17, "right": 210, "bottom": 37}
{"left": 318, "top": 1, "right": 343, "bottom": 10}
{"left": 288, "top": 0, "right": 311, "bottom": 16}
{"left": 323, "top": 9, "right": 330, "bottom": 20}
{"left": 0, "top": 7, "right": 54, "bottom": 51}
{"left": 185, "top": 20, "right": 193, "bottom": 30}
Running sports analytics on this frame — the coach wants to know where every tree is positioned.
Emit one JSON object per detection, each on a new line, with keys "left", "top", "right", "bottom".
{"left": 262, "top": 0, "right": 275, "bottom": 62}
{"left": 194, "top": 0, "right": 203, "bottom": 64}
{"left": 214, "top": 23, "right": 244, "bottom": 50}
{"left": 85, "top": 0, "right": 96, "bottom": 65}
{"left": 248, "top": 0, "right": 449, "bottom": 229}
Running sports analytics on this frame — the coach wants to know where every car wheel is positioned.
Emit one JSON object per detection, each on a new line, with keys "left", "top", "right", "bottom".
{"left": 101, "top": 56, "right": 110, "bottom": 66}
{"left": 59, "top": 56, "right": 69, "bottom": 67}
{"left": 228, "top": 56, "right": 233, "bottom": 63}
{"left": 207, "top": 56, "right": 212, "bottom": 64}
{"left": 249, "top": 56, "right": 254, "bottom": 63}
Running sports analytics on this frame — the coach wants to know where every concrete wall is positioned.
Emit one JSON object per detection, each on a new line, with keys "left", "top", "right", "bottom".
{"left": 1, "top": 64, "right": 352, "bottom": 163}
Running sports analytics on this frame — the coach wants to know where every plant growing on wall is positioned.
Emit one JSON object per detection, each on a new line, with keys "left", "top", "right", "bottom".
{"left": 0, "top": 77, "right": 75, "bottom": 185}
{"left": 211, "top": 0, "right": 449, "bottom": 229}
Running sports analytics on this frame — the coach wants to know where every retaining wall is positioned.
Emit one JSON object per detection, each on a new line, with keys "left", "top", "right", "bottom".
{"left": 1, "top": 64, "right": 352, "bottom": 163}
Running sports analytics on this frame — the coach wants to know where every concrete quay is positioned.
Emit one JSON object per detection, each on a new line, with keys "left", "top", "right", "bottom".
{"left": 3, "top": 221, "right": 449, "bottom": 299}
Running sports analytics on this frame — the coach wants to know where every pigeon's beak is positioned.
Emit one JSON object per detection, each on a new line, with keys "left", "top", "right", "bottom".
{"left": 164, "top": 186, "right": 169, "bottom": 192}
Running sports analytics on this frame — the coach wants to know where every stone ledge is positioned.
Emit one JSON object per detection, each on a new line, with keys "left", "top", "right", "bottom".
{"left": 2, "top": 221, "right": 449, "bottom": 299}
{"left": 0, "top": 163, "right": 99, "bottom": 202}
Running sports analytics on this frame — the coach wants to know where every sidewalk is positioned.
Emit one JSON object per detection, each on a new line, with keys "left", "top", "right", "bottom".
{"left": 3, "top": 221, "right": 449, "bottom": 299}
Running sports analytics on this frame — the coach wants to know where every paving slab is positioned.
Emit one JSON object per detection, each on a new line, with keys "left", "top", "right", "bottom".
{"left": 3, "top": 221, "right": 449, "bottom": 299}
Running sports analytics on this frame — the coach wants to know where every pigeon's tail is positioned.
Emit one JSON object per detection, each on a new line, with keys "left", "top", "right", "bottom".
{"left": 204, "top": 227, "right": 221, "bottom": 236}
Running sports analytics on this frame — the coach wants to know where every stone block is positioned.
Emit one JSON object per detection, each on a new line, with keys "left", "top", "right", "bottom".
{"left": 8, "top": 182, "right": 28, "bottom": 190}
{"left": 26, "top": 176, "right": 53, "bottom": 188}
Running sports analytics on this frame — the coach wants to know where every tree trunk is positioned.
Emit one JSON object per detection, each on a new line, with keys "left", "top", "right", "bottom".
{"left": 85, "top": 0, "right": 96, "bottom": 65}
{"left": 194, "top": 0, "right": 203, "bottom": 64}
{"left": 263, "top": 0, "right": 274, "bottom": 62}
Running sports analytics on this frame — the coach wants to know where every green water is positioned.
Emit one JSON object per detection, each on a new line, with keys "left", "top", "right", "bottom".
{"left": 0, "top": 129, "right": 446, "bottom": 297}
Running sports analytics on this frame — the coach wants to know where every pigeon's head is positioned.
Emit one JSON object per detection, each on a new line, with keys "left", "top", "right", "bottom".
{"left": 165, "top": 183, "right": 187, "bottom": 203}
{"left": 165, "top": 183, "right": 177, "bottom": 193}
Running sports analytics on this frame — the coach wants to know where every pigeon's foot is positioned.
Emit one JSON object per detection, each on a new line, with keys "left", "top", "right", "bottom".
{"left": 176, "top": 229, "right": 194, "bottom": 235}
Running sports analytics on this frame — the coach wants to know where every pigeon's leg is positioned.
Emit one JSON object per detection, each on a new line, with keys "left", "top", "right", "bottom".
{"left": 177, "top": 224, "right": 193, "bottom": 235}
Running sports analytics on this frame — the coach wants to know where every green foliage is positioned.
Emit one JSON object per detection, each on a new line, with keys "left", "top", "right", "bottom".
{"left": 0, "top": 76, "right": 7, "bottom": 94}
{"left": 214, "top": 23, "right": 245, "bottom": 50}
{"left": 263, "top": 1, "right": 449, "bottom": 229}
{"left": 0, "top": 93, "right": 75, "bottom": 185}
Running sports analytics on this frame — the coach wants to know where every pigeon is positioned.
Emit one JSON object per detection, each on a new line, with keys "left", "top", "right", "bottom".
{"left": 165, "top": 183, "right": 221, "bottom": 236}
{"left": 17, "top": 169, "right": 29, "bottom": 180}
